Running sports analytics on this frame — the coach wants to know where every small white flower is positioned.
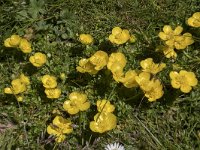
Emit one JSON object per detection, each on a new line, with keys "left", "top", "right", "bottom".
{"left": 105, "top": 142, "right": 125, "bottom": 150}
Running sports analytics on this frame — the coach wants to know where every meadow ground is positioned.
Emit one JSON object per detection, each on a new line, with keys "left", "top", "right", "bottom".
{"left": 0, "top": 0, "right": 200, "bottom": 149}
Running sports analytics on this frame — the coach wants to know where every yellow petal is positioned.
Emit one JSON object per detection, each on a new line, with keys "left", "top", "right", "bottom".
{"left": 163, "top": 25, "right": 173, "bottom": 34}
{"left": 180, "top": 84, "right": 192, "bottom": 93}
{"left": 4, "top": 38, "right": 12, "bottom": 47}
{"left": 158, "top": 32, "right": 168, "bottom": 40}
{"left": 112, "top": 27, "right": 122, "bottom": 36}
{"left": 79, "top": 101, "right": 90, "bottom": 111}
{"left": 173, "top": 26, "right": 183, "bottom": 35}
{"left": 192, "top": 12, "right": 200, "bottom": 19}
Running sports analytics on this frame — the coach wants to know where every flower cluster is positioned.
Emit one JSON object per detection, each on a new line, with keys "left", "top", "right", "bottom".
{"left": 63, "top": 92, "right": 90, "bottom": 115}
{"left": 79, "top": 34, "right": 94, "bottom": 45}
{"left": 187, "top": 12, "right": 200, "bottom": 28}
{"left": 4, "top": 74, "right": 30, "bottom": 101}
{"left": 29, "top": 52, "right": 47, "bottom": 67}
{"left": 47, "top": 116, "right": 73, "bottom": 143}
{"left": 77, "top": 50, "right": 109, "bottom": 74}
{"left": 158, "top": 25, "right": 194, "bottom": 58}
{"left": 4, "top": 34, "right": 32, "bottom": 53}
{"left": 41, "top": 75, "right": 61, "bottom": 99}
{"left": 169, "top": 70, "right": 198, "bottom": 93}
{"left": 90, "top": 100, "right": 117, "bottom": 133}
{"left": 109, "top": 27, "right": 131, "bottom": 45}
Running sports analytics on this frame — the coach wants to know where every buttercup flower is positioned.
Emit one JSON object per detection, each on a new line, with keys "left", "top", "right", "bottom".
{"left": 76, "top": 58, "right": 98, "bottom": 75}
{"left": 10, "top": 79, "right": 27, "bottom": 94}
{"left": 29, "top": 52, "right": 47, "bottom": 67}
{"left": 140, "top": 58, "right": 166, "bottom": 75}
{"left": 144, "top": 79, "right": 164, "bottom": 102}
{"left": 107, "top": 52, "right": 127, "bottom": 81}
{"left": 97, "top": 99, "right": 115, "bottom": 113}
{"left": 52, "top": 116, "right": 73, "bottom": 134}
{"left": 129, "top": 34, "right": 136, "bottom": 43}
{"left": 47, "top": 116, "right": 73, "bottom": 143}
{"left": 119, "top": 70, "right": 138, "bottom": 88}
{"left": 19, "top": 39, "right": 32, "bottom": 53}
{"left": 187, "top": 12, "right": 200, "bottom": 27}
{"left": 4, "top": 35, "right": 22, "bottom": 47}
{"left": 105, "top": 142, "right": 125, "bottom": 150}
{"left": 4, "top": 74, "right": 30, "bottom": 97}
{"left": 41, "top": 75, "right": 57, "bottom": 88}
{"left": 90, "top": 112, "right": 117, "bottom": 133}
{"left": 19, "top": 73, "right": 30, "bottom": 86}
{"left": 9, "top": 35, "right": 21, "bottom": 47}
{"left": 89, "top": 51, "right": 109, "bottom": 70}
{"left": 47, "top": 125, "right": 66, "bottom": 143}
{"left": 79, "top": 34, "right": 94, "bottom": 45}
{"left": 135, "top": 72, "right": 152, "bottom": 91}
{"left": 135, "top": 72, "right": 164, "bottom": 101}
{"left": 63, "top": 92, "right": 90, "bottom": 115}
{"left": 45, "top": 88, "right": 61, "bottom": 99}
{"left": 170, "top": 70, "right": 198, "bottom": 93}
{"left": 107, "top": 52, "right": 127, "bottom": 70}
{"left": 109, "top": 27, "right": 130, "bottom": 45}
{"left": 109, "top": 62, "right": 125, "bottom": 82}
{"left": 4, "top": 38, "right": 12, "bottom": 47}
{"left": 159, "top": 25, "right": 183, "bottom": 41}
{"left": 16, "top": 95, "right": 23, "bottom": 102}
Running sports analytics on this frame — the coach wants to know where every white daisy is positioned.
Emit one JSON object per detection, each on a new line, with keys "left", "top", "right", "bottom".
{"left": 105, "top": 142, "right": 125, "bottom": 150}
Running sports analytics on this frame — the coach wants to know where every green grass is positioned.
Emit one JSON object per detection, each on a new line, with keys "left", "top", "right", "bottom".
{"left": 0, "top": 0, "right": 200, "bottom": 149}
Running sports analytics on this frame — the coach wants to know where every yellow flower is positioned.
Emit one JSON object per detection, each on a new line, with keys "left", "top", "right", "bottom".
{"left": 52, "top": 116, "right": 73, "bottom": 134}
{"left": 4, "top": 38, "right": 12, "bottom": 47}
{"left": 76, "top": 58, "right": 98, "bottom": 74}
{"left": 11, "top": 79, "right": 27, "bottom": 94}
{"left": 107, "top": 52, "right": 127, "bottom": 70}
{"left": 63, "top": 92, "right": 90, "bottom": 115}
{"left": 47, "top": 116, "right": 73, "bottom": 143}
{"left": 140, "top": 58, "right": 166, "bottom": 75}
{"left": 135, "top": 72, "right": 164, "bottom": 101}
{"left": 29, "top": 52, "right": 47, "bottom": 67}
{"left": 60, "top": 73, "right": 66, "bottom": 80}
{"left": 79, "top": 34, "right": 94, "bottom": 45}
{"left": 110, "top": 62, "right": 124, "bottom": 82}
{"left": 109, "top": 27, "right": 130, "bottom": 45}
{"left": 19, "top": 73, "right": 30, "bottom": 86}
{"left": 16, "top": 95, "right": 23, "bottom": 102}
{"left": 4, "top": 87, "right": 13, "bottom": 94}
{"left": 144, "top": 79, "right": 164, "bottom": 102}
{"left": 107, "top": 52, "right": 127, "bottom": 81}
{"left": 97, "top": 100, "right": 115, "bottom": 113}
{"left": 45, "top": 88, "right": 61, "bottom": 99}
{"left": 47, "top": 124, "right": 66, "bottom": 143}
{"left": 119, "top": 70, "right": 138, "bottom": 88}
{"left": 159, "top": 25, "right": 183, "bottom": 41}
{"left": 9, "top": 35, "right": 21, "bottom": 47}
{"left": 135, "top": 72, "right": 152, "bottom": 91}
{"left": 41, "top": 75, "right": 57, "bottom": 88}
{"left": 19, "top": 39, "right": 32, "bottom": 53}
{"left": 170, "top": 70, "right": 198, "bottom": 93}
{"left": 129, "top": 34, "right": 136, "bottom": 43}
{"left": 90, "top": 112, "right": 117, "bottom": 133}
{"left": 89, "top": 51, "right": 109, "bottom": 70}
{"left": 187, "top": 12, "right": 200, "bottom": 27}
